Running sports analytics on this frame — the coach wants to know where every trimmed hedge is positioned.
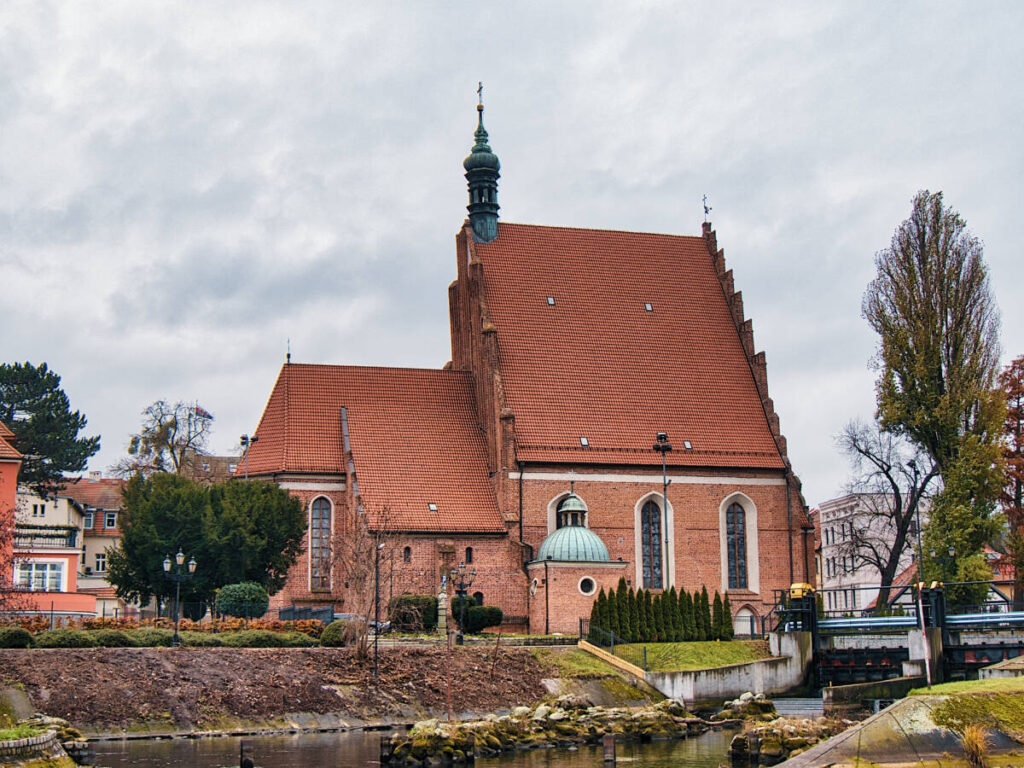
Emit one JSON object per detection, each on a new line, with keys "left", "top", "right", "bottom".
{"left": 179, "top": 631, "right": 223, "bottom": 647}
{"left": 34, "top": 629, "right": 97, "bottom": 648}
{"left": 389, "top": 594, "right": 437, "bottom": 632}
{"left": 219, "top": 630, "right": 316, "bottom": 648}
{"left": 0, "top": 627, "right": 33, "bottom": 648}
{"left": 216, "top": 582, "right": 270, "bottom": 619}
{"left": 465, "top": 605, "right": 503, "bottom": 634}
{"left": 91, "top": 629, "right": 137, "bottom": 647}
{"left": 126, "top": 628, "right": 174, "bottom": 647}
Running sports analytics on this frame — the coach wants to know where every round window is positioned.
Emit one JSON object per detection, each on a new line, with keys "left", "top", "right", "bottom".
{"left": 578, "top": 577, "right": 596, "bottom": 596}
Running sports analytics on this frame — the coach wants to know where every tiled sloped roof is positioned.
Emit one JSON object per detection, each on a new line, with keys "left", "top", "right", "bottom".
{"left": 0, "top": 422, "right": 15, "bottom": 439}
{"left": 245, "top": 364, "right": 505, "bottom": 534}
{"left": 474, "top": 223, "right": 785, "bottom": 469}
{"left": 62, "top": 477, "right": 123, "bottom": 510}
{"left": 0, "top": 433, "right": 20, "bottom": 460}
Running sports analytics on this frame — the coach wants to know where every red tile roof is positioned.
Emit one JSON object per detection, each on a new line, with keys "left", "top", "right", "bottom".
{"left": 0, "top": 422, "right": 15, "bottom": 439}
{"left": 246, "top": 364, "right": 505, "bottom": 534}
{"left": 474, "top": 223, "right": 784, "bottom": 469}
{"left": 0, "top": 434, "right": 20, "bottom": 460}
{"left": 61, "top": 477, "right": 123, "bottom": 510}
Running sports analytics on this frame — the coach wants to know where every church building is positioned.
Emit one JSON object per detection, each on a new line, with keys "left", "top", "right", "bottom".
{"left": 241, "top": 101, "right": 815, "bottom": 635}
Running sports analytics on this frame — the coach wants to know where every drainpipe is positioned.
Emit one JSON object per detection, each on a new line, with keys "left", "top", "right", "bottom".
{"left": 517, "top": 456, "right": 524, "bottom": 545}
{"left": 544, "top": 559, "right": 550, "bottom": 635}
{"left": 786, "top": 472, "right": 794, "bottom": 585}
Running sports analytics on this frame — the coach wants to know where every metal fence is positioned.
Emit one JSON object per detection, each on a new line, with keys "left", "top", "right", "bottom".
{"left": 579, "top": 618, "right": 648, "bottom": 671}
{"left": 278, "top": 605, "right": 334, "bottom": 624}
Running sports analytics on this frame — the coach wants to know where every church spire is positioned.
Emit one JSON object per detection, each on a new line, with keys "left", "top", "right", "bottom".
{"left": 463, "top": 84, "right": 500, "bottom": 243}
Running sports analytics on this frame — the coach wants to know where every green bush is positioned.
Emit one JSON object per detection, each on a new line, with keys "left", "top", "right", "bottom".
{"left": 464, "top": 605, "right": 503, "bottom": 634}
{"left": 179, "top": 631, "right": 223, "bottom": 647}
{"left": 320, "top": 619, "right": 358, "bottom": 647}
{"left": 0, "top": 627, "right": 32, "bottom": 648}
{"left": 218, "top": 630, "right": 315, "bottom": 648}
{"left": 126, "top": 628, "right": 174, "bottom": 647}
{"left": 389, "top": 594, "right": 438, "bottom": 632}
{"left": 91, "top": 629, "right": 137, "bottom": 647}
{"left": 216, "top": 582, "right": 270, "bottom": 619}
{"left": 34, "top": 629, "right": 97, "bottom": 648}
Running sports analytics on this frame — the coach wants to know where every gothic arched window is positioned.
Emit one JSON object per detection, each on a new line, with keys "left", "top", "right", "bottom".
{"left": 726, "top": 502, "right": 748, "bottom": 590}
{"left": 465, "top": 547, "right": 474, "bottom": 564}
{"left": 641, "top": 500, "right": 663, "bottom": 589}
{"left": 309, "top": 497, "right": 332, "bottom": 590}
{"left": 403, "top": 546, "right": 411, "bottom": 563}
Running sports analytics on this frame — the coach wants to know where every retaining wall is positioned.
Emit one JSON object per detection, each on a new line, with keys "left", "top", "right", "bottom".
{"left": 0, "top": 729, "right": 67, "bottom": 762}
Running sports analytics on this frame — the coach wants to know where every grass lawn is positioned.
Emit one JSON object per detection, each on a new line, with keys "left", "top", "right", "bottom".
{"left": 910, "top": 676, "right": 1024, "bottom": 696}
{"left": 0, "top": 724, "right": 42, "bottom": 740}
{"left": 616, "top": 640, "right": 772, "bottom": 672}
{"left": 531, "top": 647, "right": 623, "bottom": 678}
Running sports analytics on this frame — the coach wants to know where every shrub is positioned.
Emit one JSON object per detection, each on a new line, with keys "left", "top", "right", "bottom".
{"left": 218, "top": 630, "right": 315, "bottom": 648}
{"left": 126, "top": 628, "right": 174, "bottom": 647}
{"left": 0, "top": 627, "right": 33, "bottom": 648}
{"left": 91, "top": 629, "right": 137, "bottom": 647}
{"left": 321, "top": 619, "right": 358, "bottom": 647}
{"left": 389, "top": 594, "right": 438, "bottom": 632}
{"left": 216, "top": 582, "right": 270, "bottom": 619}
{"left": 961, "top": 723, "right": 992, "bottom": 768}
{"left": 34, "top": 629, "right": 97, "bottom": 648}
{"left": 179, "top": 631, "right": 223, "bottom": 647}
{"left": 464, "top": 605, "right": 503, "bottom": 634}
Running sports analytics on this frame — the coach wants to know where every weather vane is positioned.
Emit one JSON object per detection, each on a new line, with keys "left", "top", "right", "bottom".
{"left": 703, "top": 194, "right": 712, "bottom": 222}
{"left": 477, "top": 81, "right": 483, "bottom": 106}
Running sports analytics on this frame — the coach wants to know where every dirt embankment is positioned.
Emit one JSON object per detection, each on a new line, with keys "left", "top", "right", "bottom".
{"left": 0, "top": 646, "right": 551, "bottom": 734}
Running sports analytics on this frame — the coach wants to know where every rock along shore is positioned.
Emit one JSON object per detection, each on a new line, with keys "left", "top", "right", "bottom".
{"left": 383, "top": 695, "right": 726, "bottom": 765}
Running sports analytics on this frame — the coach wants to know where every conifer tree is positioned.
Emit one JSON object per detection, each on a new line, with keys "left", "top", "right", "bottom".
{"left": 608, "top": 587, "right": 621, "bottom": 641}
{"left": 712, "top": 591, "right": 725, "bottom": 641}
{"left": 653, "top": 592, "right": 665, "bottom": 641}
{"left": 659, "top": 591, "right": 672, "bottom": 642}
{"left": 669, "top": 586, "right": 682, "bottom": 641}
{"left": 596, "top": 587, "right": 608, "bottom": 630}
{"left": 722, "top": 592, "right": 735, "bottom": 640}
{"left": 615, "top": 577, "right": 629, "bottom": 639}
{"left": 680, "top": 590, "right": 694, "bottom": 640}
{"left": 636, "top": 589, "right": 649, "bottom": 641}
{"left": 626, "top": 589, "right": 634, "bottom": 643}
{"left": 700, "top": 586, "right": 712, "bottom": 639}
{"left": 643, "top": 589, "right": 655, "bottom": 642}
{"left": 589, "top": 593, "right": 602, "bottom": 642}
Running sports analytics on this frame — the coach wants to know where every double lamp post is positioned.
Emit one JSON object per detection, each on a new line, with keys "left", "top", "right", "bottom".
{"left": 163, "top": 549, "right": 197, "bottom": 648}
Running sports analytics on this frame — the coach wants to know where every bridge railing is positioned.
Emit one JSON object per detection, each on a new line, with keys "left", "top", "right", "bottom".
{"left": 579, "top": 619, "right": 648, "bottom": 671}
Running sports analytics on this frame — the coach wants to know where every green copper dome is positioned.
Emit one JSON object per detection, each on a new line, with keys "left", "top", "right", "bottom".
{"left": 463, "top": 105, "right": 501, "bottom": 173}
{"left": 536, "top": 525, "right": 610, "bottom": 563}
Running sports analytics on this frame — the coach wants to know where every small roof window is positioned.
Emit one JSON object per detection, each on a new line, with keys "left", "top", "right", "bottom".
{"left": 644, "top": 302, "right": 653, "bottom": 312}
{"left": 579, "top": 437, "right": 589, "bottom": 447}
{"left": 546, "top": 296, "right": 556, "bottom": 306}
{"left": 428, "top": 503, "right": 438, "bottom": 512}
{"left": 683, "top": 440, "right": 693, "bottom": 450}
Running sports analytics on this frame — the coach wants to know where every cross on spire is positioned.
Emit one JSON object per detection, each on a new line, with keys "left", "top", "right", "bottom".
{"left": 477, "top": 81, "right": 483, "bottom": 106}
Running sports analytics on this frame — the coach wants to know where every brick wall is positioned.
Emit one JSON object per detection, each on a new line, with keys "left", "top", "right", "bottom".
{"left": 527, "top": 561, "right": 626, "bottom": 635}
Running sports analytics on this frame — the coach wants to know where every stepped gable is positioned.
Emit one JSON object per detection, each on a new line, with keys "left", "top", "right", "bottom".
{"left": 472, "top": 221, "right": 786, "bottom": 469}
{"left": 245, "top": 363, "right": 505, "bottom": 534}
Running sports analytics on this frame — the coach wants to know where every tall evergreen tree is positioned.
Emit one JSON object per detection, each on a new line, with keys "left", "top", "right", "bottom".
{"left": 669, "top": 586, "right": 682, "bottom": 642}
{"left": 589, "top": 593, "right": 602, "bottom": 642}
{"left": 680, "top": 590, "right": 694, "bottom": 640}
{"left": 616, "top": 576, "right": 629, "bottom": 635}
{"left": 596, "top": 588, "right": 608, "bottom": 631}
{"left": 607, "top": 587, "right": 621, "bottom": 640}
{"left": 712, "top": 591, "right": 725, "bottom": 641}
{"left": 653, "top": 592, "right": 665, "bottom": 641}
{"left": 660, "top": 590, "right": 673, "bottom": 642}
{"left": 636, "top": 589, "right": 649, "bottom": 641}
{"left": 628, "top": 586, "right": 640, "bottom": 642}
{"left": 643, "top": 589, "right": 655, "bottom": 642}
{"left": 722, "top": 592, "right": 735, "bottom": 640}
{"left": 700, "top": 586, "right": 713, "bottom": 640}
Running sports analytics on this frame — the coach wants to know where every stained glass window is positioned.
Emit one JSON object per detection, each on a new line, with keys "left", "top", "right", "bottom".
{"left": 726, "top": 503, "right": 747, "bottom": 589}
{"left": 641, "top": 500, "right": 663, "bottom": 589}
{"left": 310, "top": 497, "right": 332, "bottom": 590}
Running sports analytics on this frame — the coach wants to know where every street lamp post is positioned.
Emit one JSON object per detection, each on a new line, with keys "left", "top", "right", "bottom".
{"left": 653, "top": 432, "right": 673, "bottom": 590}
{"left": 374, "top": 542, "right": 385, "bottom": 680}
{"left": 240, "top": 434, "right": 259, "bottom": 480}
{"left": 907, "top": 459, "right": 931, "bottom": 689}
{"left": 450, "top": 562, "right": 476, "bottom": 646}
{"left": 163, "top": 549, "right": 197, "bottom": 648}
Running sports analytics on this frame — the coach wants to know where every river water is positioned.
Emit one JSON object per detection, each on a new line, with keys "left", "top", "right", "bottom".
{"left": 89, "top": 727, "right": 737, "bottom": 768}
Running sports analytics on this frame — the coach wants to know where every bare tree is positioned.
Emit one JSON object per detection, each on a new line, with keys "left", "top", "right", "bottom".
{"left": 331, "top": 505, "right": 397, "bottom": 660}
{"left": 112, "top": 400, "right": 214, "bottom": 477}
{"left": 837, "top": 421, "right": 940, "bottom": 610}
{"left": 0, "top": 502, "right": 31, "bottom": 618}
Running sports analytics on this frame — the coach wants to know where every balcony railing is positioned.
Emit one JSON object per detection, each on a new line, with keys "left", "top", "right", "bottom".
{"left": 14, "top": 526, "right": 78, "bottom": 549}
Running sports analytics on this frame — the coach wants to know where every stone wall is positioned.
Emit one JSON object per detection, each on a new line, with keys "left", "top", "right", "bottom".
{"left": 0, "top": 730, "right": 67, "bottom": 762}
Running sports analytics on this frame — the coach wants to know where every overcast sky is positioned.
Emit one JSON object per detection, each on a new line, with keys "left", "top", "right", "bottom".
{"left": 2, "top": 2, "right": 1021, "bottom": 507}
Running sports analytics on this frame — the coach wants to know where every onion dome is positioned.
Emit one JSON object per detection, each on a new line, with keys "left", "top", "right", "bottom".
{"left": 536, "top": 525, "right": 611, "bottom": 563}
{"left": 464, "top": 98, "right": 500, "bottom": 244}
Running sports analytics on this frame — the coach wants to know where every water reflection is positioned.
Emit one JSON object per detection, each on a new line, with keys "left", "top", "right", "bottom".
{"left": 90, "top": 727, "right": 736, "bottom": 768}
